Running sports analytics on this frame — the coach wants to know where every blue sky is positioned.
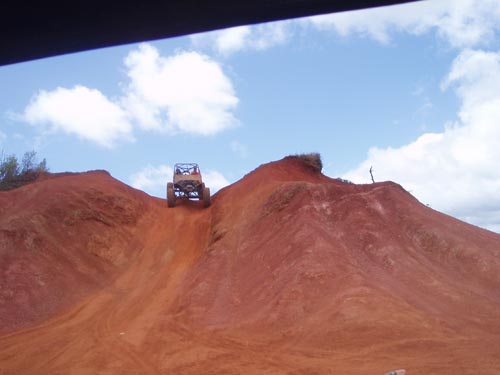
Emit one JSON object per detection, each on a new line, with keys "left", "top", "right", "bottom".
{"left": 2, "top": 0, "right": 500, "bottom": 232}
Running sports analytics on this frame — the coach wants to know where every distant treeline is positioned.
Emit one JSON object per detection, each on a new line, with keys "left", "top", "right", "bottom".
{"left": 0, "top": 151, "right": 49, "bottom": 191}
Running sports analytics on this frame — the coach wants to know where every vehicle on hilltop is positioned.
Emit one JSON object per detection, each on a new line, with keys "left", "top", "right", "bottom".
{"left": 167, "top": 163, "right": 210, "bottom": 208}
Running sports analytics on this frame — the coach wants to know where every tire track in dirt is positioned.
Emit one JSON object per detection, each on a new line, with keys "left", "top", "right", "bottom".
{"left": 0, "top": 199, "right": 212, "bottom": 374}
{"left": 78, "top": 203, "right": 211, "bottom": 374}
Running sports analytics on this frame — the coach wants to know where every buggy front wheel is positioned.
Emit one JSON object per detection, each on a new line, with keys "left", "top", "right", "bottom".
{"left": 167, "top": 182, "right": 176, "bottom": 208}
{"left": 202, "top": 187, "right": 211, "bottom": 208}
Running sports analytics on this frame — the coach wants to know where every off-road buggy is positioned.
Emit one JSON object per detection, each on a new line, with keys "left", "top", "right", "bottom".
{"left": 166, "top": 163, "right": 210, "bottom": 208}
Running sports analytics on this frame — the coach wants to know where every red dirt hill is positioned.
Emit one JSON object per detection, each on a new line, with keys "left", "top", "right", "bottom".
{"left": 1, "top": 156, "right": 500, "bottom": 375}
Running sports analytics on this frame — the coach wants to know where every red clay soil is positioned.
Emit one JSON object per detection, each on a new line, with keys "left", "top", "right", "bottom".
{"left": 1, "top": 156, "right": 500, "bottom": 375}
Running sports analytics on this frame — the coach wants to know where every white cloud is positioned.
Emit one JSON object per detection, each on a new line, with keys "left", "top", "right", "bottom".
{"left": 22, "top": 85, "right": 133, "bottom": 148}
{"left": 306, "top": 0, "right": 500, "bottom": 48}
{"left": 192, "top": 26, "right": 252, "bottom": 56}
{"left": 123, "top": 44, "right": 239, "bottom": 135}
{"left": 442, "top": 49, "right": 500, "bottom": 108}
{"left": 202, "top": 170, "right": 230, "bottom": 192}
{"left": 0, "top": 129, "right": 6, "bottom": 144}
{"left": 344, "top": 49, "right": 500, "bottom": 232}
{"left": 130, "top": 164, "right": 229, "bottom": 197}
{"left": 191, "top": 22, "right": 291, "bottom": 55}
{"left": 230, "top": 140, "right": 248, "bottom": 158}
{"left": 130, "top": 164, "right": 173, "bottom": 197}
{"left": 190, "top": 1, "right": 500, "bottom": 55}
{"left": 19, "top": 44, "right": 239, "bottom": 146}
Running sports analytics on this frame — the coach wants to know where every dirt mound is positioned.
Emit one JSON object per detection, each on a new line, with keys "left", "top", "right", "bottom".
{"left": 0, "top": 171, "right": 151, "bottom": 331}
{"left": 1, "top": 157, "right": 500, "bottom": 375}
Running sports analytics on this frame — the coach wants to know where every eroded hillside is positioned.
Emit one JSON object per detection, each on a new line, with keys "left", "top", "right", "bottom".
{"left": 1, "top": 157, "right": 500, "bottom": 375}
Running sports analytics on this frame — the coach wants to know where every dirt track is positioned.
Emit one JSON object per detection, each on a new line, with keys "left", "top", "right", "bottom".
{"left": 1, "top": 157, "right": 500, "bottom": 374}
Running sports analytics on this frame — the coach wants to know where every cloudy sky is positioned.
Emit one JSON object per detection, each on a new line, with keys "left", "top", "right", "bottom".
{"left": 1, "top": 0, "right": 500, "bottom": 232}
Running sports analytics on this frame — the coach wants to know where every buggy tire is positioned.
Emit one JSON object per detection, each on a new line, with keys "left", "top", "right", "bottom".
{"left": 167, "top": 183, "right": 176, "bottom": 208}
{"left": 203, "top": 187, "right": 211, "bottom": 208}
{"left": 198, "top": 183, "right": 205, "bottom": 196}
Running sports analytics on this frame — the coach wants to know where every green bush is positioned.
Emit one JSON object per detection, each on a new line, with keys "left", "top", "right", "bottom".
{"left": 336, "top": 177, "right": 353, "bottom": 184}
{"left": 293, "top": 152, "right": 323, "bottom": 173}
{"left": 0, "top": 151, "right": 49, "bottom": 191}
